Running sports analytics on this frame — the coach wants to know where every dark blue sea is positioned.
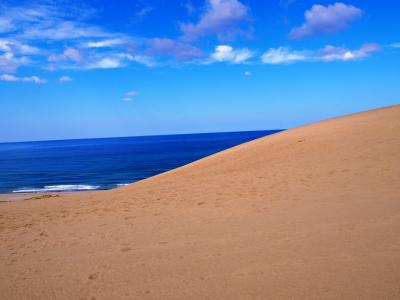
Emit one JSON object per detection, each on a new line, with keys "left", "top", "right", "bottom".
{"left": 0, "top": 130, "right": 281, "bottom": 193}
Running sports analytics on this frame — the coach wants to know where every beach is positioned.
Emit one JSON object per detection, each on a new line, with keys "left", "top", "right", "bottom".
{"left": 1, "top": 105, "right": 399, "bottom": 299}
{"left": 0, "top": 193, "right": 65, "bottom": 202}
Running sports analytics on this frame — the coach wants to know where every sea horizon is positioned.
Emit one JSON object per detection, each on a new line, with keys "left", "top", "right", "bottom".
{"left": 0, "top": 128, "right": 284, "bottom": 145}
{"left": 0, "top": 129, "right": 282, "bottom": 194}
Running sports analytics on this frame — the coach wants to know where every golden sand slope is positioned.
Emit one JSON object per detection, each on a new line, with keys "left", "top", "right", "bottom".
{"left": 1, "top": 105, "right": 399, "bottom": 300}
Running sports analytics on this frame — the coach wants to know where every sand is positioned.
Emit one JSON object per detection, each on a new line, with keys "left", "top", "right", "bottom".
{"left": 0, "top": 193, "right": 62, "bottom": 202}
{"left": 0, "top": 192, "right": 93, "bottom": 202}
{"left": 1, "top": 105, "right": 399, "bottom": 300}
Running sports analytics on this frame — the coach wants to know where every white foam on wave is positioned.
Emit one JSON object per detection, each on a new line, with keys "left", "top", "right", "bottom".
{"left": 115, "top": 183, "right": 131, "bottom": 187}
{"left": 13, "top": 184, "right": 101, "bottom": 193}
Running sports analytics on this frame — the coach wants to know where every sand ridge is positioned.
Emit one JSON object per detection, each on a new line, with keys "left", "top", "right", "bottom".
{"left": 0, "top": 105, "right": 400, "bottom": 299}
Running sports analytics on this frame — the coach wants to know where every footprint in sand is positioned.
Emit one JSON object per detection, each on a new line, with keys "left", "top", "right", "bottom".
{"left": 88, "top": 273, "right": 98, "bottom": 280}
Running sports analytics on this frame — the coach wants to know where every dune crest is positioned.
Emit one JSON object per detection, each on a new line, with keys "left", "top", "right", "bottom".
{"left": 1, "top": 105, "right": 400, "bottom": 299}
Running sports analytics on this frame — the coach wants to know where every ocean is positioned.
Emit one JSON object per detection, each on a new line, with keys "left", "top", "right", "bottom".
{"left": 0, "top": 130, "right": 281, "bottom": 193}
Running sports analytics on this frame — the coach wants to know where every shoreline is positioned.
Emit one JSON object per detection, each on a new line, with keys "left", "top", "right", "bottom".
{"left": 0, "top": 131, "right": 271, "bottom": 201}
{"left": 0, "top": 191, "right": 97, "bottom": 202}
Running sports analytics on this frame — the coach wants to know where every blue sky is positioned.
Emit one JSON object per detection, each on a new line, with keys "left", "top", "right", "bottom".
{"left": 0, "top": 0, "right": 399, "bottom": 142}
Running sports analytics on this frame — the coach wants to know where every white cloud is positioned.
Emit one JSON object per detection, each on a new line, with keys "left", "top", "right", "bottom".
{"left": 46, "top": 50, "right": 154, "bottom": 70}
{"left": 180, "top": 0, "right": 251, "bottom": 41}
{"left": 126, "top": 91, "right": 139, "bottom": 97}
{"left": 0, "top": 39, "right": 40, "bottom": 55}
{"left": 318, "top": 44, "right": 380, "bottom": 61}
{"left": 261, "top": 44, "right": 380, "bottom": 64}
{"left": 22, "top": 21, "right": 109, "bottom": 41}
{"left": 0, "top": 3, "right": 109, "bottom": 41}
{"left": 121, "top": 53, "right": 157, "bottom": 67}
{"left": 290, "top": 3, "right": 362, "bottom": 39}
{"left": 0, "top": 1, "right": 383, "bottom": 73}
{"left": 244, "top": 71, "right": 252, "bottom": 76}
{"left": 85, "top": 38, "right": 127, "bottom": 48}
{"left": 0, "top": 2, "right": 162, "bottom": 71}
{"left": 0, "top": 5, "right": 52, "bottom": 35}
{"left": 0, "top": 39, "right": 37, "bottom": 73}
{"left": 59, "top": 75, "right": 72, "bottom": 83}
{"left": 48, "top": 47, "right": 86, "bottom": 63}
{"left": 0, "top": 52, "right": 30, "bottom": 73}
{"left": 261, "top": 47, "right": 308, "bottom": 64}
{"left": 90, "top": 57, "right": 122, "bottom": 69}
{"left": 122, "top": 90, "right": 139, "bottom": 102}
{"left": 0, "top": 73, "right": 46, "bottom": 83}
{"left": 64, "top": 47, "right": 85, "bottom": 62}
{"left": 0, "top": 4, "right": 117, "bottom": 71}
{"left": 211, "top": 45, "right": 254, "bottom": 63}
{"left": 0, "top": 55, "right": 19, "bottom": 73}
{"left": 0, "top": 74, "right": 19, "bottom": 81}
{"left": 27, "top": 76, "right": 46, "bottom": 83}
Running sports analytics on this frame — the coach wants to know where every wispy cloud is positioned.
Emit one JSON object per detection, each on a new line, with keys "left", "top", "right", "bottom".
{"left": 182, "top": 0, "right": 196, "bottom": 15}
{"left": 88, "top": 57, "right": 123, "bottom": 69}
{"left": 244, "top": 71, "right": 252, "bottom": 76}
{"left": 47, "top": 48, "right": 152, "bottom": 70}
{"left": 318, "top": 44, "right": 380, "bottom": 61}
{"left": 84, "top": 38, "right": 127, "bottom": 49}
{"left": 279, "top": 0, "right": 297, "bottom": 8}
{"left": 0, "top": 0, "right": 387, "bottom": 75}
{"left": 0, "top": 2, "right": 122, "bottom": 72}
{"left": 0, "top": 52, "right": 30, "bottom": 73}
{"left": 261, "top": 44, "right": 380, "bottom": 64}
{"left": 210, "top": 45, "right": 254, "bottom": 63}
{"left": 22, "top": 21, "right": 110, "bottom": 41}
{"left": 59, "top": 75, "right": 72, "bottom": 83}
{"left": 0, "top": 39, "right": 40, "bottom": 55}
{"left": 133, "top": 3, "right": 155, "bottom": 23}
{"left": 0, "top": 1, "right": 165, "bottom": 72}
{"left": 122, "top": 90, "right": 139, "bottom": 102}
{"left": 290, "top": 3, "right": 362, "bottom": 39}
{"left": 122, "top": 53, "right": 157, "bottom": 67}
{"left": 0, "top": 38, "right": 39, "bottom": 73}
{"left": 180, "top": 0, "right": 251, "bottom": 41}
{"left": 261, "top": 47, "right": 309, "bottom": 64}
{"left": 0, "top": 3, "right": 105, "bottom": 40}
{"left": 0, "top": 4, "right": 54, "bottom": 35}
{"left": 0, "top": 73, "right": 46, "bottom": 83}
{"left": 390, "top": 43, "right": 400, "bottom": 48}
{"left": 48, "top": 47, "right": 86, "bottom": 64}
{"left": 0, "top": 15, "right": 15, "bottom": 33}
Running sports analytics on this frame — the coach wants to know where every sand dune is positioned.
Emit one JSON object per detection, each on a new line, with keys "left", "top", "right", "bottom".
{"left": 1, "top": 105, "right": 399, "bottom": 299}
